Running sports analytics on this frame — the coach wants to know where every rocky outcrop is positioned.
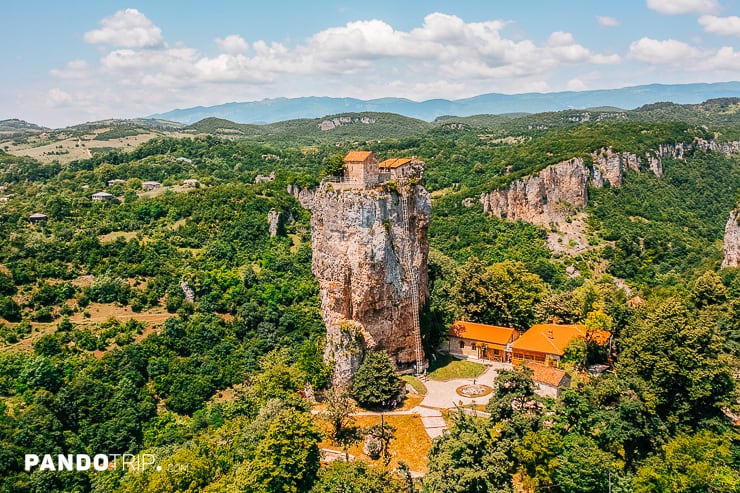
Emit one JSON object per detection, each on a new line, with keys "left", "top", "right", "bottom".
{"left": 267, "top": 209, "right": 293, "bottom": 237}
{"left": 287, "top": 184, "right": 316, "bottom": 210}
{"left": 318, "top": 116, "right": 376, "bottom": 131}
{"left": 481, "top": 158, "right": 589, "bottom": 224}
{"left": 722, "top": 209, "right": 740, "bottom": 268}
{"left": 480, "top": 148, "right": 662, "bottom": 225}
{"left": 590, "top": 149, "right": 642, "bottom": 187}
{"left": 308, "top": 184, "right": 430, "bottom": 385}
{"left": 255, "top": 171, "right": 275, "bottom": 184}
{"left": 267, "top": 209, "right": 280, "bottom": 237}
{"left": 480, "top": 140, "right": 740, "bottom": 227}
{"left": 694, "top": 139, "right": 740, "bottom": 155}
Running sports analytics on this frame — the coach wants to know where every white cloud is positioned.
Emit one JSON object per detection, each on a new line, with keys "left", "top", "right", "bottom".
{"left": 629, "top": 36, "right": 740, "bottom": 71}
{"left": 301, "top": 13, "right": 616, "bottom": 79}
{"left": 40, "top": 10, "right": 647, "bottom": 125}
{"left": 49, "top": 60, "right": 90, "bottom": 79}
{"left": 699, "top": 15, "right": 740, "bottom": 36}
{"left": 84, "top": 9, "right": 163, "bottom": 48}
{"left": 646, "top": 0, "right": 719, "bottom": 15}
{"left": 47, "top": 88, "right": 73, "bottom": 107}
{"left": 567, "top": 78, "right": 589, "bottom": 91}
{"left": 597, "top": 16, "right": 620, "bottom": 27}
{"left": 77, "top": 10, "right": 620, "bottom": 83}
{"left": 215, "top": 35, "right": 248, "bottom": 54}
{"left": 707, "top": 46, "right": 740, "bottom": 69}
{"left": 628, "top": 37, "right": 702, "bottom": 63}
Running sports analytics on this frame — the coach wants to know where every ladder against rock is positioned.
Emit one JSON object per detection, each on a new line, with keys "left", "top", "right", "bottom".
{"left": 398, "top": 191, "right": 425, "bottom": 375}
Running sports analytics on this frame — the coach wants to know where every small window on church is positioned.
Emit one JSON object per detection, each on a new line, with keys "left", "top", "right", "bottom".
{"left": 459, "top": 341, "right": 465, "bottom": 349}
{"left": 471, "top": 343, "right": 477, "bottom": 350}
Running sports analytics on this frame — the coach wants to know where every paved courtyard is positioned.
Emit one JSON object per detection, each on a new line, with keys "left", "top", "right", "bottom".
{"left": 408, "top": 362, "right": 512, "bottom": 438}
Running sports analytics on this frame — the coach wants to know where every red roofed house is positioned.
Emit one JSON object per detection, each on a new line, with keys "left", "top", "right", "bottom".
{"left": 511, "top": 323, "right": 611, "bottom": 367}
{"left": 524, "top": 361, "right": 572, "bottom": 397}
{"left": 343, "top": 151, "right": 379, "bottom": 186}
{"left": 445, "top": 320, "right": 519, "bottom": 362}
{"left": 379, "top": 157, "right": 416, "bottom": 180}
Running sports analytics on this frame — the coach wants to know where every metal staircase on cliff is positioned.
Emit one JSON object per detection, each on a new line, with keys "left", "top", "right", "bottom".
{"left": 397, "top": 190, "right": 425, "bottom": 375}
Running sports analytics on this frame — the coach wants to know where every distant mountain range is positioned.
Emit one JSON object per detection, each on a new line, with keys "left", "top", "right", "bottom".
{"left": 149, "top": 82, "right": 740, "bottom": 125}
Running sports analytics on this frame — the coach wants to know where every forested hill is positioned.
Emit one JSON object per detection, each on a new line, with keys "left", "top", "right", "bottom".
{"left": 5, "top": 98, "right": 740, "bottom": 164}
{"left": 0, "top": 100, "right": 738, "bottom": 491}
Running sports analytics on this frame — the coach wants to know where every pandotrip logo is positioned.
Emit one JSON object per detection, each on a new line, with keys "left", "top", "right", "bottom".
{"left": 25, "top": 454, "right": 158, "bottom": 472}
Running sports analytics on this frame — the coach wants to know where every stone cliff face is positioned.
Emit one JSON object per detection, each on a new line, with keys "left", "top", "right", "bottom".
{"left": 306, "top": 184, "right": 431, "bottom": 385}
{"left": 479, "top": 141, "right": 740, "bottom": 227}
{"left": 287, "top": 184, "right": 316, "bottom": 210}
{"left": 722, "top": 209, "right": 740, "bottom": 268}
{"left": 479, "top": 149, "right": 653, "bottom": 225}
{"left": 590, "top": 149, "right": 643, "bottom": 187}
{"left": 480, "top": 158, "right": 589, "bottom": 224}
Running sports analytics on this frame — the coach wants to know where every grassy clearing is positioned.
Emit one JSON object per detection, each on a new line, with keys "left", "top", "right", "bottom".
{"left": 427, "top": 354, "right": 486, "bottom": 381}
{"left": 402, "top": 375, "right": 428, "bottom": 395}
{"left": 398, "top": 394, "right": 425, "bottom": 411}
{"left": 0, "top": 303, "right": 169, "bottom": 353}
{"left": 317, "top": 414, "right": 431, "bottom": 472}
{"left": 99, "top": 231, "right": 139, "bottom": 243}
{"left": 288, "top": 233, "right": 302, "bottom": 253}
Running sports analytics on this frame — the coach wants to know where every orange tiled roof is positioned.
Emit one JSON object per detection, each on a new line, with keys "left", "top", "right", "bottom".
{"left": 449, "top": 320, "right": 517, "bottom": 346}
{"left": 379, "top": 158, "right": 412, "bottom": 169}
{"left": 511, "top": 323, "right": 587, "bottom": 356}
{"left": 343, "top": 150, "right": 374, "bottom": 162}
{"left": 525, "top": 362, "right": 570, "bottom": 387}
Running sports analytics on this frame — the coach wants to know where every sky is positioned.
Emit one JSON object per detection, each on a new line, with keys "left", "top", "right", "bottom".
{"left": 2, "top": 0, "right": 739, "bottom": 128}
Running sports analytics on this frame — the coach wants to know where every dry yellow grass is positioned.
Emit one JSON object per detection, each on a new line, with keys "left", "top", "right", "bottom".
{"left": 398, "top": 393, "right": 425, "bottom": 411}
{"left": 99, "top": 231, "right": 140, "bottom": 244}
{"left": 68, "top": 302, "right": 171, "bottom": 326}
{"left": 0, "top": 303, "right": 169, "bottom": 353}
{"left": 3, "top": 130, "right": 193, "bottom": 164}
{"left": 317, "top": 413, "right": 431, "bottom": 473}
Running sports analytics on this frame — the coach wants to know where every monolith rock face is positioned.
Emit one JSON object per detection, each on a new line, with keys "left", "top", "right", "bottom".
{"left": 303, "top": 161, "right": 430, "bottom": 386}
{"left": 722, "top": 209, "right": 740, "bottom": 268}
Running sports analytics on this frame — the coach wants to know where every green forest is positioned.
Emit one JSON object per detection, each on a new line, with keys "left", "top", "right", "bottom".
{"left": 0, "top": 100, "right": 738, "bottom": 492}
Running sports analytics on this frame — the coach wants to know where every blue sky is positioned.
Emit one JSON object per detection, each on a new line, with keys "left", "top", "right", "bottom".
{"left": 3, "top": 0, "right": 739, "bottom": 127}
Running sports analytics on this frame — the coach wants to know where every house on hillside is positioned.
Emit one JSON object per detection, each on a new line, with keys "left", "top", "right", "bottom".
{"left": 107, "top": 179, "right": 125, "bottom": 187}
{"left": 142, "top": 181, "right": 161, "bottom": 191}
{"left": 92, "top": 191, "right": 114, "bottom": 202}
{"left": 444, "top": 320, "right": 519, "bottom": 362}
{"left": 343, "top": 150, "right": 380, "bottom": 186}
{"left": 524, "top": 361, "right": 571, "bottom": 397}
{"left": 29, "top": 212, "right": 48, "bottom": 224}
{"left": 511, "top": 323, "right": 611, "bottom": 367}
{"left": 183, "top": 179, "right": 199, "bottom": 187}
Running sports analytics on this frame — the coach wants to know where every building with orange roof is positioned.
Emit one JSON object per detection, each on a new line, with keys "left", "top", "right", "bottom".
{"left": 379, "top": 156, "right": 424, "bottom": 180}
{"left": 379, "top": 157, "right": 417, "bottom": 180}
{"left": 524, "top": 362, "right": 572, "bottom": 397}
{"left": 343, "top": 150, "right": 379, "bottom": 185}
{"left": 444, "top": 320, "right": 519, "bottom": 362}
{"left": 511, "top": 323, "right": 611, "bottom": 367}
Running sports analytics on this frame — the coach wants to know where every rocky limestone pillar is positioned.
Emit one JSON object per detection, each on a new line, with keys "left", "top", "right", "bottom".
{"left": 308, "top": 183, "right": 431, "bottom": 386}
{"left": 722, "top": 209, "right": 740, "bottom": 268}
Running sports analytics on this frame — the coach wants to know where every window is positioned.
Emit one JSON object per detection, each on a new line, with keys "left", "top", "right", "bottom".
{"left": 459, "top": 341, "right": 465, "bottom": 349}
{"left": 471, "top": 343, "right": 477, "bottom": 350}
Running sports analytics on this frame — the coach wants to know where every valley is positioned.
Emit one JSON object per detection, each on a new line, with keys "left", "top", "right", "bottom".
{"left": 0, "top": 99, "right": 738, "bottom": 492}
